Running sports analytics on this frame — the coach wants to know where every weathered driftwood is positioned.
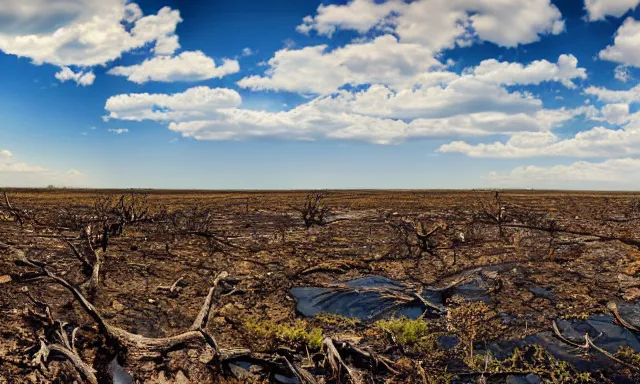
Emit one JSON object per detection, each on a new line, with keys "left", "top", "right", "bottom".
{"left": 3, "top": 241, "right": 228, "bottom": 362}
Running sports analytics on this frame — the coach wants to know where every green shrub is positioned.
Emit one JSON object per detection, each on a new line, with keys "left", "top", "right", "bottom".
{"left": 245, "top": 318, "right": 323, "bottom": 350}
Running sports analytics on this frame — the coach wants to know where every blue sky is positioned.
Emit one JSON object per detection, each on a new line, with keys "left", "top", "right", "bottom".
{"left": 2, "top": 0, "right": 640, "bottom": 189}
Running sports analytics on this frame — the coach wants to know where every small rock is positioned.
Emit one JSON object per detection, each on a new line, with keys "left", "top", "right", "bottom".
{"left": 148, "top": 298, "right": 157, "bottom": 304}
{"left": 212, "top": 316, "right": 227, "bottom": 327}
{"left": 112, "top": 300, "right": 125, "bottom": 312}
{"left": 0, "top": 275, "right": 11, "bottom": 284}
{"left": 175, "top": 371, "right": 189, "bottom": 384}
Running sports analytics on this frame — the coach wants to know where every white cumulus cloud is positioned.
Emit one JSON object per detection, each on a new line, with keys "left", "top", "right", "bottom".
{"left": 104, "top": 86, "right": 242, "bottom": 122}
{"left": 437, "top": 108, "right": 640, "bottom": 159}
{"left": 467, "top": 54, "right": 586, "bottom": 89}
{"left": 55, "top": 66, "right": 95, "bottom": 86}
{"left": 108, "top": 51, "right": 240, "bottom": 84}
{"left": 584, "top": 0, "right": 640, "bottom": 21}
{"left": 585, "top": 83, "right": 640, "bottom": 103}
{"left": 599, "top": 17, "right": 640, "bottom": 67}
{"left": 237, "top": 35, "right": 442, "bottom": 95}
{"left": 0, "top": 1, "right": 184, "bottom": 84}
{"left": 600, "top": 103, "right": 631, "bottom": 124}
{"left": 106, "top": 52, "right": 594, "bottom": 145}
{"left": 297, "top": 0, "right": 564, "bottom": 49}
{"left": 615, "top": 65, "right": 632, "bottom": 82}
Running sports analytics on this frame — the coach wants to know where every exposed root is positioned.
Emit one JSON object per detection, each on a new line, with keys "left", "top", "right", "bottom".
{"left": 551, "top": 320, "right": 588, "bottom": 349}
{"left": 26, "top": 289, "right": 98, "bottom": 384}
{"left": 332, "top": 339, "right": 399, "bottom": 375}
{"left": 607, "top": 301, "right": 640, "bottom": 332}
{"left": 157, "top": 276, "right": 185, "bottom": 296}
{"left": 2, "top": 191, "right": 24, "bottom": 227}
{"left": 552, "top": 318, "right": 640, "bottom": 371}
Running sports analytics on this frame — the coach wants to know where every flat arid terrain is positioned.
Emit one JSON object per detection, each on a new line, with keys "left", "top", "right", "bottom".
{"left": 3, "top": 189, "right": 640, "bottom": 383}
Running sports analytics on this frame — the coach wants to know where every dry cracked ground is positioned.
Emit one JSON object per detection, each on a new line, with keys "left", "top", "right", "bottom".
{"left": 2, "top": 190, "right": 640, "bottom": 383}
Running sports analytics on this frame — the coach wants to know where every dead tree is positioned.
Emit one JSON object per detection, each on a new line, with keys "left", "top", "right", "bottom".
{"left": 476, "top": 191, "right": 510, "bottom": 239}
{"left": 291, "top": 191, "right": 331, "bottom": 228}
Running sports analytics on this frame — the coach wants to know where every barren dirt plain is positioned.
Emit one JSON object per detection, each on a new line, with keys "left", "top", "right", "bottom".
{"left": 3, "top": 189, "right": 640, "bottom": 383}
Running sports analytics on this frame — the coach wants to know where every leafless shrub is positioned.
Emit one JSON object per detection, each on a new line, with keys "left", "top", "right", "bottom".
{"left": 291, "top": 191, "right": 331, "bottom": 228}
{"left": 385, "top": 216, "right": 448, "bottom": 260}
{"left": 164, "top": 205, "right": 239, "bottom": 254}
{"left": 475, "top": 191, "right": 512, "bottom": 239}
{"left": 115, "top": 191, "right": 151, "bottom": 224}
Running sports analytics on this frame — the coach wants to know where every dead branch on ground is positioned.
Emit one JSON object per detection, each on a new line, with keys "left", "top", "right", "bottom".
{"left": 3, "top": 241, "right": 230, "bottom": 363}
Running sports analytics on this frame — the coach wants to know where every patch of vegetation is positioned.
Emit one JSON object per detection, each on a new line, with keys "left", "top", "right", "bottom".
{"left": 377, "top": 317, "right": 429, "bottom": 347}
{"left": 446, "top": 297, "right": 502, "bottom": 368}
{"left": 376, "top": 317, "right": 447, "bottom": 356}
{"left": 616, "top": 346, "right": 640, "bottom": 367}
{"left": 559, "top": 312, "right": 595, "bottom": 320}
{"left": 244, "top": 318, "right": 323, "bottom": 351}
